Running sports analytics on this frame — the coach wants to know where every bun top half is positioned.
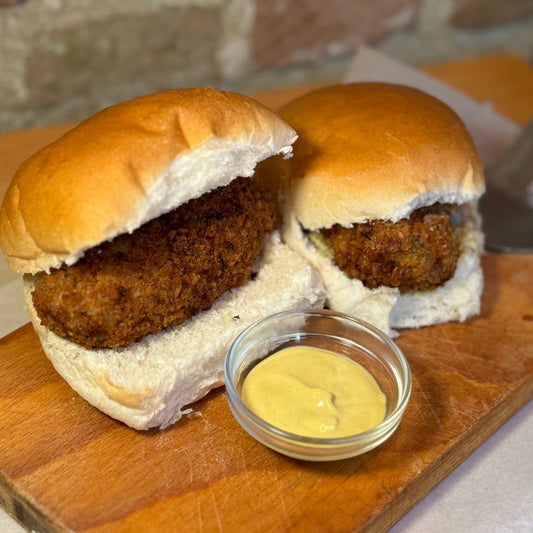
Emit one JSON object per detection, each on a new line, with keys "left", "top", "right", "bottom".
{"left": 265, "top": 82, "right": 484, "bottom": 230}
{"left": 1, "top": 88, "right": 297, "bottom": 274}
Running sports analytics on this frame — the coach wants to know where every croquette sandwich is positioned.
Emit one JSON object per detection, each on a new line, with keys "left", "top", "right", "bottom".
{"left": 258, "top": 82, "right": 485, "bottom": 336}
{"left": 0, "top": 88, "right": 326, "bottom": 430}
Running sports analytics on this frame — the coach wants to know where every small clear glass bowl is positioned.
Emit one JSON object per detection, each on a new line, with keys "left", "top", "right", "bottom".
{"left": 224, "top": 308, "right": 412, "bottom": 461}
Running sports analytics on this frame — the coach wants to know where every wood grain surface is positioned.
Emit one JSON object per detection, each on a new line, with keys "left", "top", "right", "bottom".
{"left": 0, "top": 53, "right": 532, "bottom": 533}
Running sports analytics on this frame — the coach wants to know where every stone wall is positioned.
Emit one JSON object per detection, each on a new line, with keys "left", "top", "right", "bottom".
{"left": 0, "top": 0, "right": 532, "bottom": 132}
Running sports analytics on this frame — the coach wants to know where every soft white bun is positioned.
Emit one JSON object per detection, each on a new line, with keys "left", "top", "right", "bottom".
{"left": 1, "top": 88, "right": 297, "bottom": 274}
{"left": 23, "top": 232, "right": 327, "bottom": 430}
{"left": 2, "top": 88, "right": 320, "bottom": 430}
{"left": 265, "top": 82, "right": 484, "bottom": 230}
{"left": 263, "top": 82, "right": 486, "bottom": 335}
{"left": 282, "top": 203, "right": 483, "bottom": 337}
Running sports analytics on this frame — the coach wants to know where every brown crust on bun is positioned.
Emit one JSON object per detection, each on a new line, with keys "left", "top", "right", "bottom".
{"left": 0, "top": 88, "right": 296, "bottom": 274}
{"left": 271, "top": 82, "right": 484, "bottom": 230}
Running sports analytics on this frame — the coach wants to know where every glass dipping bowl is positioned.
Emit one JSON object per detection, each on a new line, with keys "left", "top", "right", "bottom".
{"left": 224, "top": 308, "right": 411, "bottom": 461}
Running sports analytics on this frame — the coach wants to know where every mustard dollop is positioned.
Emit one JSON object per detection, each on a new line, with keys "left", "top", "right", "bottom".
{"left": 242, "top": 346, "right": 386, "bottom": 438}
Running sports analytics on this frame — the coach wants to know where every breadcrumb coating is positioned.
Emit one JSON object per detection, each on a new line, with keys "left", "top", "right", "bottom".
{"left": 324, "top": 204, "right": 460, "bottom": 293}
{"left": 32, "top": 178, "right": 275, "bottom": 349}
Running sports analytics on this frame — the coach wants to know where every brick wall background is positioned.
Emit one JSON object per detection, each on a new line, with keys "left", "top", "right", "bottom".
{"left": 0, "top": 0, "right": 532, "bottom": 132}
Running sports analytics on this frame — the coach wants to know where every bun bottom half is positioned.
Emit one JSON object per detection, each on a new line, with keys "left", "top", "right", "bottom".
{"left": 282, "top": 204, "right": 484, "bottom": 338}
{"left": 24, "top": 231, "right": 326, "bottom": 430}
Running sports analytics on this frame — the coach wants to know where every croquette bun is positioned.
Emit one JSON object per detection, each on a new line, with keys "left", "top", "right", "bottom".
{"left": 1, "top": 88, "right": 328, "bottom": 430}
{"left": 274, "top": 82, "right": 484, "bottom": 230}
{"left": 1, "top": 88, "right": 297, "bottom": 274}
{"left": 260, "top": 82, "right": 485, "bottom": 336}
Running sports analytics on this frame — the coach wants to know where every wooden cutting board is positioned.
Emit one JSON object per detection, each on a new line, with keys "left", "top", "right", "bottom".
{"left": 1, "top": 53, "right": 533, "bottom": 533}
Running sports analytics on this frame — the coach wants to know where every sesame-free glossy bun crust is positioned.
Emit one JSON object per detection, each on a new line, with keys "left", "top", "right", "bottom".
{"left": 275, "top": 82, "right": 484, "bottom": 229}
{"left": 1, "top": 88, "right": 296, "bottom": 273}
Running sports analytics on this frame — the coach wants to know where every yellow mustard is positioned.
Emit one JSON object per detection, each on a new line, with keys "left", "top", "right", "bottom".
{"left": 242, "top": 346, "right": 386, "bottom": 438}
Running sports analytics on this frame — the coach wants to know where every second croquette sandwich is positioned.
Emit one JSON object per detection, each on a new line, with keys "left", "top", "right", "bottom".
{"left": 0, "top": 88, "right": 326, "bottom": 430}
{"left": 258, "top": 82, "right": 485, "bottom": 336}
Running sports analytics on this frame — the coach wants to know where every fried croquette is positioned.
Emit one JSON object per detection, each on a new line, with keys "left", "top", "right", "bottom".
{"left": 323, "top": 204, "right": 460, "bottom": 292}
{"left": 32, "top": 178, "right": 275, "bottom": 349}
